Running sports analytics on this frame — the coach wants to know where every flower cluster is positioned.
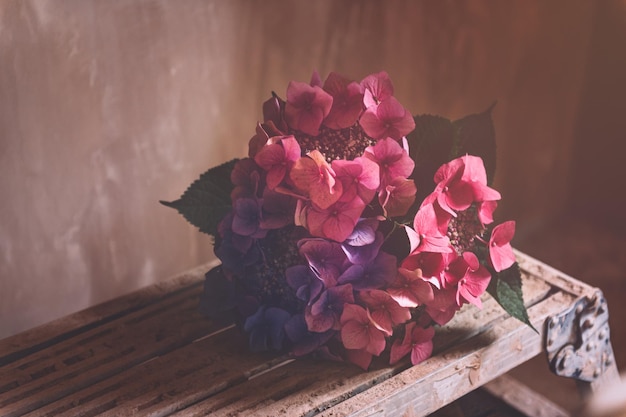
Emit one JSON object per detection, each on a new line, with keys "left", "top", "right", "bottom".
{"left": 187, "top": 71, "right": 517, "bottom": 370}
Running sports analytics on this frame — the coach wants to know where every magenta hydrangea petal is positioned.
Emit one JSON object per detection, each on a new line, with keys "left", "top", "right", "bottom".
{"left": 477, "top": 200, "right": 497, "bottom": 225}
{"left": 364, "top": 138, "right": 415, "bottom": 188}
{"left": 322, "top": 72, "right": 364, "bottom": 129}
{"left": 489, "top": 221, "right": 517, "bottom": 272}
{"left": 332, "top": 157, "right": 379, "bottom": 204}
{"left": 291, "top": 151, "right": 343, "bottom": 210}
{"left": 460, "top": 155, "right": 489, "bottom": 185}
{"left": 379, "top": 177, "right": 417, "bottom": 217}
{"left": 389, "top": 322, "right": 415, "bottom": 364}
{"left": 360, "top": 71, "right": 394, "bottom": 108}
{"left": 285, "top": 81, "right": 333, "bottom": 136}
{"left": 359, "top": 97, "right": 415, "bottom": 140}
{"left": 409, "top": 327, "right": 434, "bottom": 365}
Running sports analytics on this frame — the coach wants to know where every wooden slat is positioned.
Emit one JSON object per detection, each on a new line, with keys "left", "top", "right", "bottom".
{"left": 318, "top": 291, "right": 578, "bottom": 417}
{"left": 0, "top": 262, "right": 215, "bottom": 365}
{"left": 0, "top": 251, "right": 591, "bottom": 417}
{"left": 22, "top": 327, "right": 281, "bottom": 417}
{"left": 0, "top": 282, "right": 218, "bottom": 416}
{"left": 161, "top": 273, "right": 553, "bottom": 416}
{"left": 515, "top": 250, "right": 595, "bottom": 296}
{"left": 482, "top": 374, "right": 571, "bottom": 417}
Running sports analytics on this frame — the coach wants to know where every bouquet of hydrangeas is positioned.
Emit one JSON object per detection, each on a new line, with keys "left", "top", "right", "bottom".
{"left": 163, "top": 71, "right": 530, "bottom": 370}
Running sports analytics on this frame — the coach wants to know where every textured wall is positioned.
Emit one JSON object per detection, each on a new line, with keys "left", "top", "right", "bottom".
{"left": 0, "top": 1, "right": 595, "bottom": 338}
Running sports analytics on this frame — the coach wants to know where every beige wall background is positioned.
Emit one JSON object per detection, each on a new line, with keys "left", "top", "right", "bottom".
{"left": 0, "top": 0, "right": 613, "bottom": 338}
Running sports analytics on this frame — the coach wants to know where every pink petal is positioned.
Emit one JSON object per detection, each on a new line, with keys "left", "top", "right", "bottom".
{"left": 360, "top": 98, "right": 416, "bottom": 141}
{"left": 374, "top": 97, "right": 416, "bottom": 139}
{"left": 285, "top": 81, "right": 333, "bottom": 136}
{"left": 368, "top": 307, "right": 393, "bottom": 336}
{"left": 332, "top": 157, "right": 379, "bottom": 204}
{"left": 360, "top": 71, "right": 394, "bottom": 108}
{"left": 413, "top": 204, "right": 446, "bottom": 238}
{"left": 340, "top": 303, "right": 367, "bottom": 324}
{"left": 434, "top": 157, "right": 464, "bottom": 185}
{"left": 305, "top": 305, "right": 335, "bottom": 333}
{"left": 477, "top": 200, "right": 497, "bottom": 225}
{"left": 410, "top": 332, "right": 434, "bottom": 365}
{"left": 281, "top": 135, "right": 302, "bottom": 162}
{"left": 442, "top": 181, "right": 474, "bottom": 212}
{"left": 365, "top": 326, "right": 387, "bottom": 356}
{"left": 364, "top": 138, "right": 414, "bottom": 187}
{"left": 489, "top": 221, "right": 516, "bottom": 272}
{"left": 379, "top": 178, "right": 417, "bottom": 218}
{"left": 290, "top": 151, "right": 343, "bottom": 210}
{"left": 322, "top": 72, "right": 364, "bottom": 129}
{"left": 341, "top": 321, "right": 369, "bottom": 350}
{"left": 492, "top": 220, "right": 516, "bottom": 245}
{"left": 321, "top": 207, "right": 362, "bottom": 242}
{"left": 460, "top": 155, "right": 488, "bottom": 185}
{"left": 389, "top": 338, "right": 412, "bottom": 365}
{"left": 389, "top": 322, "right": 415, "bottom": 365}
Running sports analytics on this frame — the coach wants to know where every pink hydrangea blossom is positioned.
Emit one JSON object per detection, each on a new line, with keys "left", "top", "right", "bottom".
{"left": 358, "top": 289, "right": 410, "bottom": 336}
{"left": 322, "top": 72, "right": 364, "bottom": 129}
{"left": 363, "top": 138, "right": 414, "bottom": 188}
{"left": 477, "top": 200, "right": 497, "bottom": 226}
{"left": 332, "top": 157, "right": 380, "bottom": 204}
{"left": 340, "top": 303, "right": 387, "bottom": 356}
{"left": 426, "top": 155, "right": 501, "bottom": 216}
{"left": 424, "top": 286, "right": 460, "bottom": 326}
{"left": 389, "top": 322, "right": 434, "bottom": 365}
{"left": 254, "top": 135, "right": 301, "bottom": 190}
{"left": 489, "top": 220, "right": 516, "bottom": 272}
{"left": 378, "top": 177, "right": 417, "bottom": 218}
{"left": 446, "top": 252, "right": 491, "bottom": 308}
{"left": 290, "top": 150, "right": 343, "bottom": 209}
{"left": 305, "top": 197, "right": 366, "bottom": 243}
{"left": 401, "top": 251, "right": 447, "bottom": 284}
{"left": 359, "top": 97, "right": 416, "bottom": 141}
{"left": 387, "top": 267, "right": 435, "bottom": 308}
{"left": 285, "top": 81, "right": 333, "bottom": 136}
{"left": 360, "top": 71, "right": 394, "bottom": 108}
{"left": 412, "top": 204, "right": 454, "bottom": 253}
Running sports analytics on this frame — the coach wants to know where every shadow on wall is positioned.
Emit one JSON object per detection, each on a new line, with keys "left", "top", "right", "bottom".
{"left": 0, "top": 1, "right": 601, "bottom": 338}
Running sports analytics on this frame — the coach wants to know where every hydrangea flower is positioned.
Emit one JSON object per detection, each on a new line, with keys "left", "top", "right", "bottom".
{"left": 176, "top": 70, "right": 523, "bottom": 371}
{"left": 285, "top": 81, "right": 333, "bottom": 136}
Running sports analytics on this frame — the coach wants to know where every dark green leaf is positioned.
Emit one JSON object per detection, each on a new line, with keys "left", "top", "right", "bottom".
{"left": 160, "top": 159, "right": 239, "bottom": 237}
{"left": 487, "top": 262, "right": 537, "bottom": 332}
{"left": 451, "top": 102, "right": 497, "bottom": 184}
{"left": 403, "top": 115, "right": 455, "bottom": 221}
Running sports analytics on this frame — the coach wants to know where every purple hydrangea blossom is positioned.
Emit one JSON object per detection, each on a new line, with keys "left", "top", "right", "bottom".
{"left": 284, "top": 314, "right": 335, "bottom": 356}
{"left": 243, "top": 305, "right": 291, "bottom": 352}
{"left": 337, "top": 251, "right": 397, "bottom": 290}
{"left": 298, "top": 238, "right": 348, "bottom": 288}
{"left": 305, "top": 284, "right": 354, "bottom": 332}
{"left": 342, "top": 219, "right": 385, "bottom": 265}
{"left": 286, "top": 264, "right": 323, "bottom": 304}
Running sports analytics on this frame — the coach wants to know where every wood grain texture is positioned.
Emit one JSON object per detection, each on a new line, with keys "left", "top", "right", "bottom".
{"left": 0, "top": 253, "right": 586, "bottom": 417}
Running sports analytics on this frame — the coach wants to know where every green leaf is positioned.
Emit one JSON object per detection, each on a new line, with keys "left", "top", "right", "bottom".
{"left": 160, "top": 159, "right": 239, "bottom": 238}
{"left": 403, "top": 114, "right": 455, "bottom": 220}
{"left": 487, "top": 262, "right": 537, "bottom": 332}
{"left": 451, "top": 102, "right": 497, "bottom": 184}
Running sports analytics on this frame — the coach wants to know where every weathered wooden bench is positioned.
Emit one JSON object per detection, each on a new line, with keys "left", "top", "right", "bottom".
{"left": 0, "top": 250, "right": 620, "bottom": 417}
